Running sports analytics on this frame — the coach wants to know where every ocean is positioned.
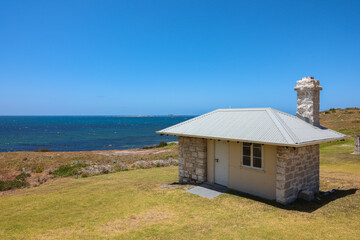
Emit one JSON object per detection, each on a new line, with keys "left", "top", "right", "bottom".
{"left": 0, "top": 116, "right": 194, "bottom": 152}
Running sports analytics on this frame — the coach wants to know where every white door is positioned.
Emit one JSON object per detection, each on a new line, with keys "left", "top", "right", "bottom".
{"left": 214, "top": 141, "right": 229, "bottom": 186}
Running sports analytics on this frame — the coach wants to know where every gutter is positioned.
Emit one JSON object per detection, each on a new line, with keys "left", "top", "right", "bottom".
{"left": 155, "top": 131, "right": 351, "bottom": 148}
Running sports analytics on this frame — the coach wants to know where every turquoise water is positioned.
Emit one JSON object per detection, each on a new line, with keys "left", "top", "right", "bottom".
{"left": 0, "top": 116, "right": 194, "bottom": 152}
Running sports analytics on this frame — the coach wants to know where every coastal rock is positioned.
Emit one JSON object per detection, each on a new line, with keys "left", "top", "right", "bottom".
{"left": 81, "top": 164, "right": 114, "bottom": 176}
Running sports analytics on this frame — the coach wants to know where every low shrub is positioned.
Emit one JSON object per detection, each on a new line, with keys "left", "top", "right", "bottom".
{"left": 114, "top": 163, "right": 128, "bottom": 172}
{"left": 0, "top": 180, "right": 27, "bottom": 191}
{"left": 142, "top": 141, "right": 168, "bottom": 149}
{"left": 158, "top": 142, "right": 168, "bottom": 147}
{"left": 325, "top": 111, "right": 330, "bottom": 114}
{"left": 34, "top": 167, "right": 44, "bottom": 173}
{"left": 15, "top": 173, "right": 31, "bottom": 181}
{"left": 50, "top": 163, "right": 87, "bottom": 177}
{"left": 81, "top": 172, "right": 89, "bottom": 178}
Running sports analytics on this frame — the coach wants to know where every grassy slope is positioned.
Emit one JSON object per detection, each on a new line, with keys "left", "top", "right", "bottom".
{"left": 0, "top": 165, "right": 359, "bottom": 240}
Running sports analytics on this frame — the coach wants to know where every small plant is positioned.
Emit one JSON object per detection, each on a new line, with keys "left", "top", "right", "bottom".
{"left": 325, "top": 111, "right": 330, "bottom": 114}
{"left": 34, "top": 167, "right": 44, "bottom": 173}
{"left": 0, "top": 180, "right": 27, "bottom": 191}
{"left": 158, "top": 142, "right": 168, "bottom": 147}
{"left": 15, "top": 173, "right": 31, "bottom": 181}
{"left": 50, "top": 163, "right": 87, "bottom": 178}
{"left": 81, "top": 173, "right": 89, "bottom": 178}
{"left": 156, "top": 162, "right": 161, "bottom": 168}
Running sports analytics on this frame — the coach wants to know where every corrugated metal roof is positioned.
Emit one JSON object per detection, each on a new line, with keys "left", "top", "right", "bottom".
{"left": 156, "top": 108, "right": 349, "bottom": 146}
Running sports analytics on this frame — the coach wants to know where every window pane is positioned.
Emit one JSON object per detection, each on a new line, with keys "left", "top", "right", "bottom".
{"left": 253, "top": 143, "right": 261, "bottom": 148}
{"left": 253, "top": 147, "right": 262, "bottom": 158}
{"left": 243, "top": 156, "right": 251, "bottom": 166}
{"left": 253, "top": 157, "right": 262, "bottom": 168}
{"left": 243, "top": 147, "right": 251, "bottom": 156}
{"left": 243, "top": 142, "right": 251, "bottom": 147}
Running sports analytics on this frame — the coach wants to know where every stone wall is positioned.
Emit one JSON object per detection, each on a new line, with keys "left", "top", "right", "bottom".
{"left": 276, "top": 145, "right": 319, "bottom": 204}
{"left": 178, "top": 136, "right": 207, "bottom": 184}
{"left": 294, "top": 77, "right": 322, "bottom": 126}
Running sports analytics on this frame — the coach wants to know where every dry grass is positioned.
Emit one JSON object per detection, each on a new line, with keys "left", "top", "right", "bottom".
{"left": 320, "top": 108, "right": 360, "bottom": 136}
{"left": 0, "top": 144, "right": 178, "bottom": 180}
{"left": 0, "top": 155, "right": 359, "bottom": 239}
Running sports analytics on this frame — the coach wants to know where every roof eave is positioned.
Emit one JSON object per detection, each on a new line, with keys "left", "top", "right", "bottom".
{"left": 156, "top": 131, "right": 351, "bottom": 147}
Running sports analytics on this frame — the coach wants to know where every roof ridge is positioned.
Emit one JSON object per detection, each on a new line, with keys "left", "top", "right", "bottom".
{"left": 216, "top": 108, "right": 270, "bottom": 111}
{"left": 266, "top": 108, "right": 299, "bottom": 144}
{"left": 157, "top": 109, "right": 218, "bottom": 132}
{"left": 269, "top": 109, "right": 349, "bottom": 139}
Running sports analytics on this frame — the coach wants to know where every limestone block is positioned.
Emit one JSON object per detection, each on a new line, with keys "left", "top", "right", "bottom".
{"left": 298, "top": 190, "right": 314, "bottom": 201}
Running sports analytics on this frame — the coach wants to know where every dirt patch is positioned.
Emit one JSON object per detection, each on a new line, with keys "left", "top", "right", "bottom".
{"left": 160, "top": 183, "right": 194, "bottom": 190}
{"left": 100, "top": 208, "right": 173, "bottom": 235}
{"left": 98, "top": 148, "right": 173, "bottom": 156}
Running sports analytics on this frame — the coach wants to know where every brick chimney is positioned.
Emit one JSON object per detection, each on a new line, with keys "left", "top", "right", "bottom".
{"left": 294, "top": 77, "right": 322, "bottom": 126}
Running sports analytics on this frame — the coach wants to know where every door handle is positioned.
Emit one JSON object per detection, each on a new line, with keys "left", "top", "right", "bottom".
{"left": 215, "top": 158, "right": 219, "bottom": 163}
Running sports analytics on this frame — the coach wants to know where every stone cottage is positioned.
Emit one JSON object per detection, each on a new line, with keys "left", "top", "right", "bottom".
{"left": 157, "top": 77, "right": 348, "bottom": 204}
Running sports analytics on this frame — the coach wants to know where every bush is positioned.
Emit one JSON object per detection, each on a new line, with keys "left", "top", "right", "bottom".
{"left": 141, "top": 141, "right": 168, "bottom": 149}
{"left": 34, "top": 167, "right": 44, "bottom": 173}
{"left": 15, "top": 173, "right": 31, "bottom": 181}
{"left": 158, "top": 142, "right": 168, "bottom": 147}
{"left": 50, "top": 163, "right": 87, "bottom": 178}
{"left": 325, "top": 111, "right": 330, "bottom": 114}
{"left": 81, "top": 172, "right": 89, "bottom": 178}
{"left": 0, "top": 180, "right": 27, "bottom": 191}
{"left": 34, "top": 149, "right": 54, "bottom": 152}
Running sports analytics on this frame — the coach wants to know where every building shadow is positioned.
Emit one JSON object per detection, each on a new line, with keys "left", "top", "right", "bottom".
{"left": 171, "top": 182, "right": 357, "bottom": 213}
{"left": 226, "top": 188, "right": 358, "bottom": 213}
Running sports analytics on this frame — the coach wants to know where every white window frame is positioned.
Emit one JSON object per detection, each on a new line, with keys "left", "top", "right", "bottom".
{"left": 242, "top": 142, "right": 263, "bottom": 170}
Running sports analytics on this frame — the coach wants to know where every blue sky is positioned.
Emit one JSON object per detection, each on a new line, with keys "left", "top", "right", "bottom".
{"left": 0, "top": 0, "right": 359, "bottom": 115}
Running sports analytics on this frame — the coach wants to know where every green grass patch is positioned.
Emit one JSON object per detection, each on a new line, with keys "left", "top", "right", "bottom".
{"left": 33, "top": 167, "right": 44, "bottom": 173}
{"left": 15, "top": 173, "right": 31, "bottom": 181}
{"left": 50, "top": 163, "right": 87, "bottom": 177}
{"left": 0, "top": 180, "right": 27, "bottom": 191}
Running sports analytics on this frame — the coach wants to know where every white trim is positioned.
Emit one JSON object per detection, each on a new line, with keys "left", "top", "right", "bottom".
{"left": 240, "top": 165, "right": 265, "bottom": 172}
{"left": 241, "top": 142, "right": 263, "bottom": 170}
